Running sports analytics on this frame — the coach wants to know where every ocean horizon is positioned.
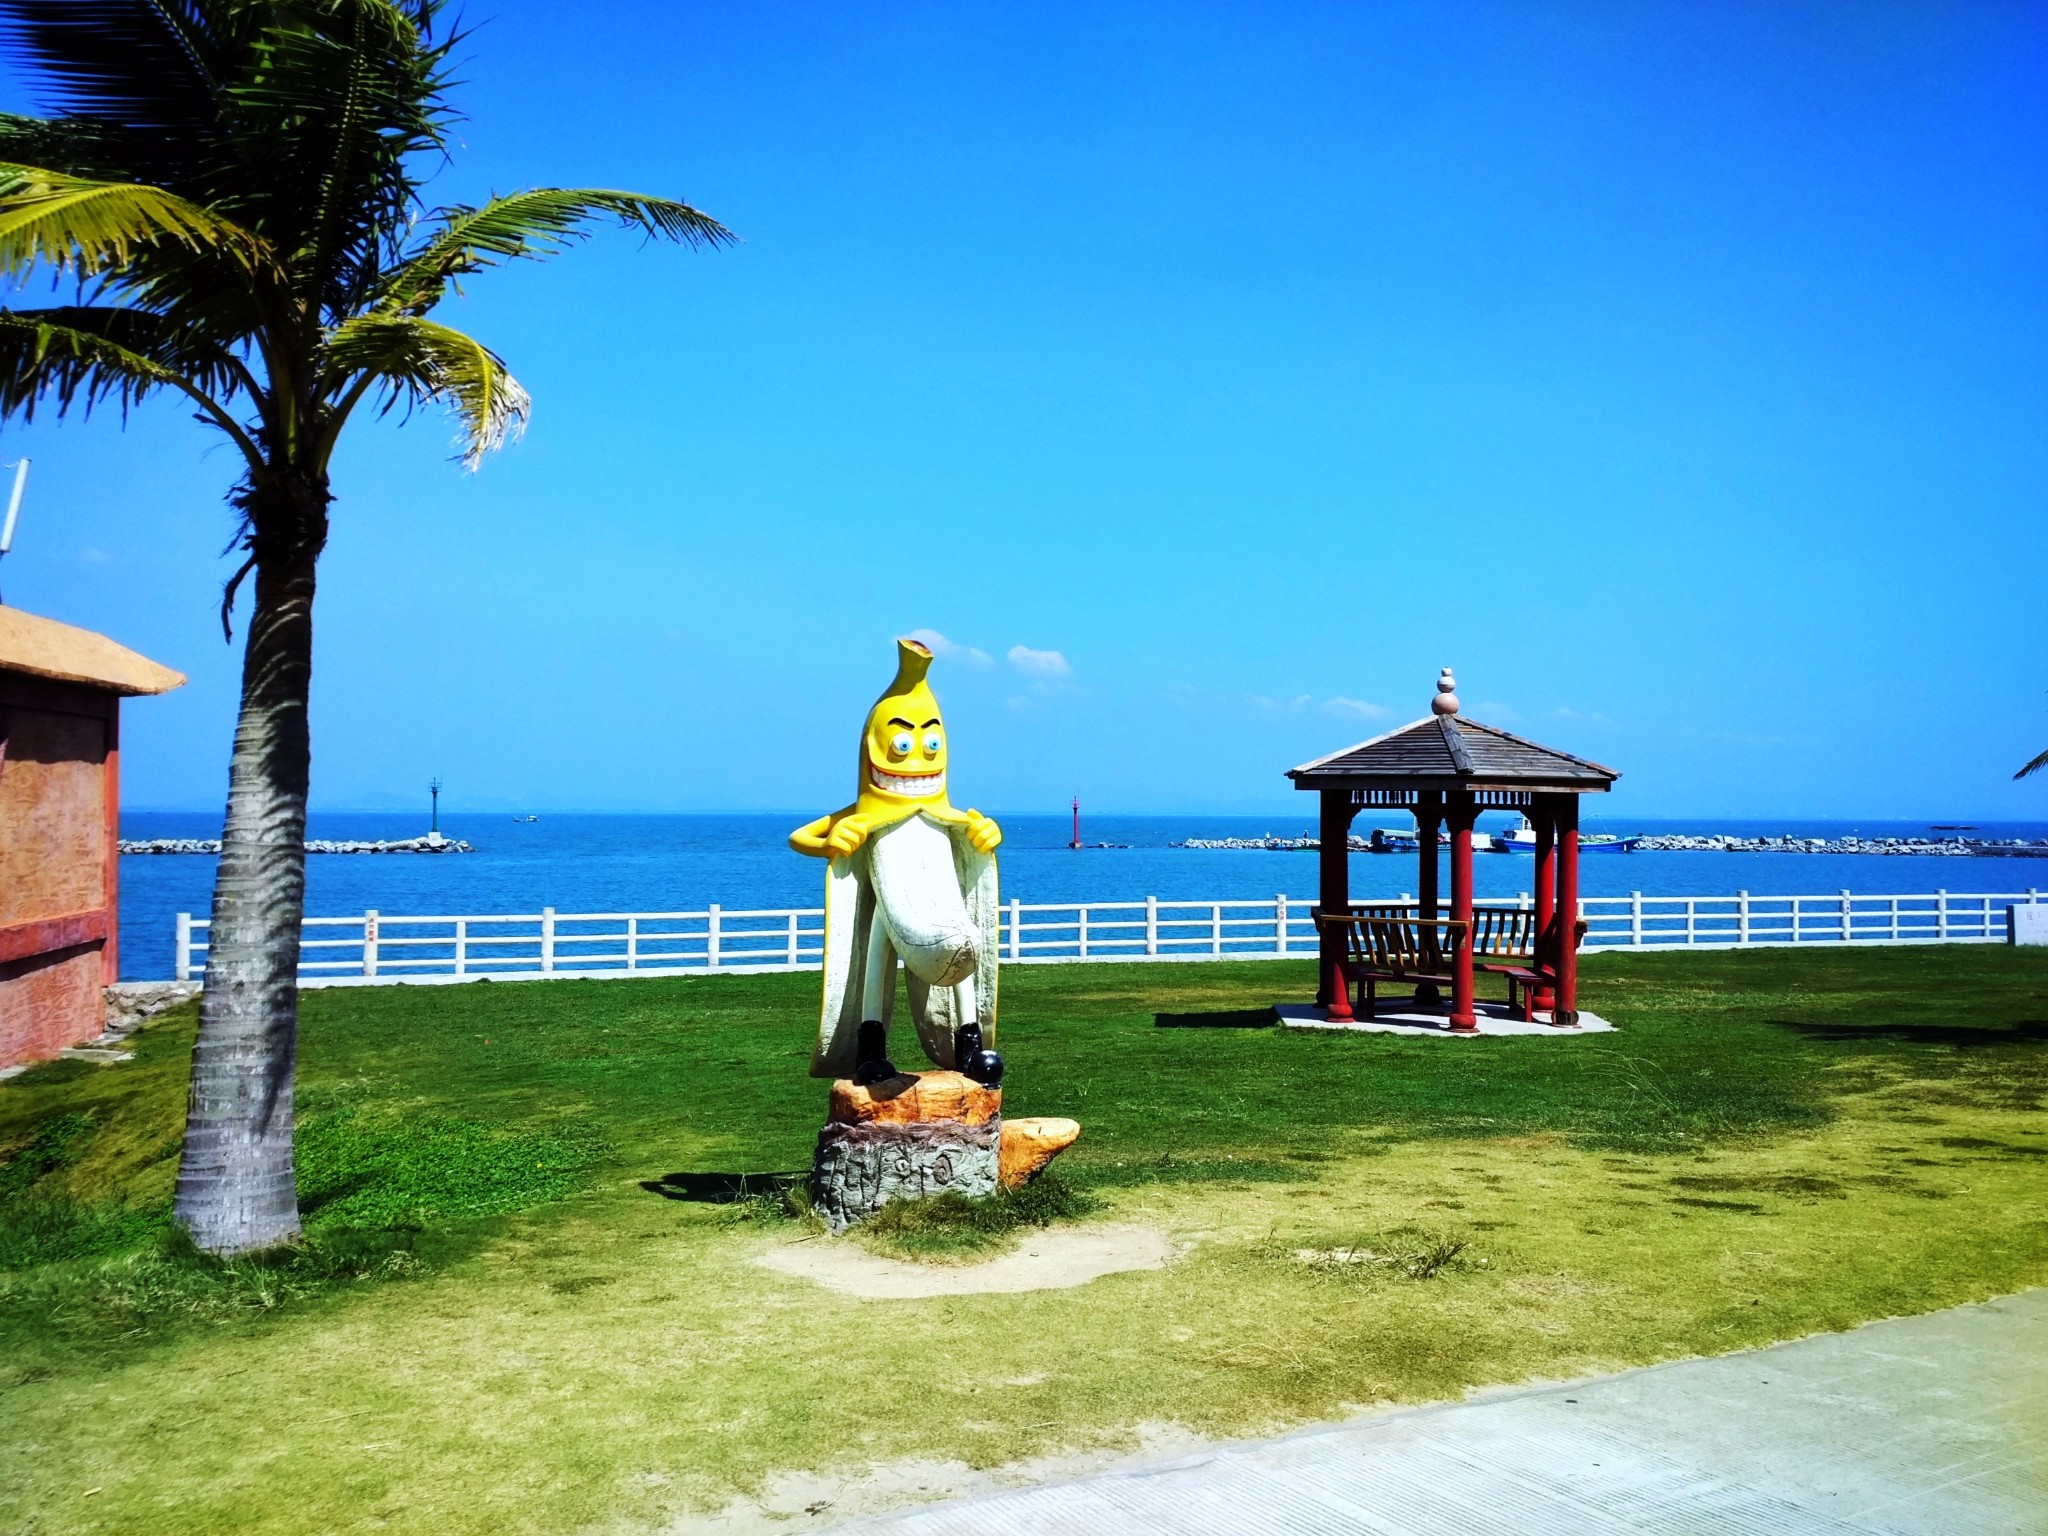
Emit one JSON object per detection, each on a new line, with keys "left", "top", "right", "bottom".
{"left": 117, "top": 810, "right": 2048, "bottom": 982}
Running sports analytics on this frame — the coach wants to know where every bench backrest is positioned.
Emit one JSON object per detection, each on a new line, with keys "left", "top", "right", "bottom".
{"left": 1316, "top": 913, "right": 1467, "bottom": 973}
{"left": 1469, "top": 906, "right": 1536, "bottom": 959}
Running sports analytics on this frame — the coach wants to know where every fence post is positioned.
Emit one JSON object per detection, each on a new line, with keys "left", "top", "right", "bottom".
{"left": 363, "top": 909, "right": 379, "bottom": 978}
{"left": 455, "top": 918, "right": 468, "bottom": 977}
{"left": 541, "top": 907, "right": 556, "bottom": 973}
{"left": 708, "top": 904, "right": 722, "bottom": 969}
{"left": 1737, "top": 891, "right": 1750, "bottom": 945}
{"left": 1146, "top": 895, "right": 1159, "bottom": 956}
{"left": 626, "top": 916, "right": 639, "bottom": 973}
{"left": 786, "top": 911, "right": 799, "bottom": 965}
{"left": 176, "top": 912, "right": 193, "bottom": 982}
{"left": 1009, "top": 897, "right": 1021, "bottom": 961}
{"left": 1274, "top": 894, "right": 1286, "bottom": 956}
{"left": 1212, "top": 903, "right": 1223, "bottom": 956}
{"left": 1841, "top": 889, "right": 1853, "bottom": 942}
{"left": 1078, "top": 905, "right": 1089, "bottom": 960}
{"left": 1936, "top": 890, "right": 1948, "bottom": 941}
{"left": 1630, "top": 891, "right": 1643, "bottom": 947}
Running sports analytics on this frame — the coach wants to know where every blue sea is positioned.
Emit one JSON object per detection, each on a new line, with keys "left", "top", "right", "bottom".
{"left": 116, "top": 811, "right": 2048, "bottom": 981}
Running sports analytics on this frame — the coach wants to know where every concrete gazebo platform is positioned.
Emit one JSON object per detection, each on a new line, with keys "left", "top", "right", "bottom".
{"left": 1275, "top": 999, "right": 1616, "bottom": 1037}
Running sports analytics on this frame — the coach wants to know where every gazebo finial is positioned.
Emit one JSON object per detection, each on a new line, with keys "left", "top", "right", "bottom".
{"left": 1432, "top": 667, "right": 1459, "bottom": 717}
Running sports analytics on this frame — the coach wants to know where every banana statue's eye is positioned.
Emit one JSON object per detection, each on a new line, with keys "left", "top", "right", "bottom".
{"left": 923, "top": 732, "right": 943, "bottom": 755}
{"left": 890, "top": 732, "right": 913, "bottom": 757}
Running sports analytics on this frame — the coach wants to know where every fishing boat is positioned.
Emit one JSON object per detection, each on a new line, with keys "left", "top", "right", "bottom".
{"left": 1370, "top": 826, "right": 1511, "bottom": 853}
{"left": 1498, "top": 815, "right": 1639, "bottom": 853}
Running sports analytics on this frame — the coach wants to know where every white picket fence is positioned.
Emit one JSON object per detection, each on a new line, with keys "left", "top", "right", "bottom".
{"left": 172, "top": 887, "right": 2044, "bottom": 987}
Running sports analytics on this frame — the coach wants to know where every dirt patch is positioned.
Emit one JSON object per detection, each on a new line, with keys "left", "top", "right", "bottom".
{"left": 661, "top": 1423, "right": 1208, "bottom": 1534}
{"left": 752, "top": 1223, "right": 1177, "bottom": 1299}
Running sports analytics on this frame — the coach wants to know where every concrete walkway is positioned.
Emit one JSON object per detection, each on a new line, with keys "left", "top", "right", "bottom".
{"left": 837, "top": 1290, "right": 2046, "bottom": 1534}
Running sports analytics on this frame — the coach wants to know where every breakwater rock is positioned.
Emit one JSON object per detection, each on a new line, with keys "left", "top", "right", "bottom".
{"left": 1175, "top": 835, "right": 1368, "bottom": 851}
{"left": 120, "top": 836, "right": 475, "bottom": 855}
{"left": 1630, "top": 833, "right": 2048, "bottom": 857}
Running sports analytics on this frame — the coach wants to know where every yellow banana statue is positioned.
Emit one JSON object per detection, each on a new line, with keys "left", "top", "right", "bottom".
{"left": 791, "top": 638, "right": 1004, "bottom": 1084}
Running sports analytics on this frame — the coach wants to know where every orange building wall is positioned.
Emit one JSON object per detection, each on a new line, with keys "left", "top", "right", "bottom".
{"left": 0, "top": 947, "right": 103, "bottom": 1066}
{"left": 0, "top": 673, "right": 119, "bottom": 1069}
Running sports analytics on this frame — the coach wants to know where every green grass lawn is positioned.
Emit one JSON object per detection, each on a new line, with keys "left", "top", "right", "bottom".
{"left": 3, "top": 946, "right": 2045, "bottom": 1534}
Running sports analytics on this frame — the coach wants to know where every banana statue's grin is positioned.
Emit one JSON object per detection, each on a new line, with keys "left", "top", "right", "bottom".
{"left": 870, "top": 764, "right": 946, "bottom": 798}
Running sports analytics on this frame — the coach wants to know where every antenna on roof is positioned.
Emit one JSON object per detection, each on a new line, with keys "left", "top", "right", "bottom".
{"left": 0, "top": 458, "right": 28, "bottom": 606}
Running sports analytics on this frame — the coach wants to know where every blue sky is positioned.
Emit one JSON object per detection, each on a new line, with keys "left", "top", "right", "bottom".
{"left": 3, "top": 1, "right": 2044, "bottom": 818}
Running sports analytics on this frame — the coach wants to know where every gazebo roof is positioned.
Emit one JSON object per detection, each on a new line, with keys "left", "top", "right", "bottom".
{"left": 1287, "top": 670, "right": 1617, "bottom": 794}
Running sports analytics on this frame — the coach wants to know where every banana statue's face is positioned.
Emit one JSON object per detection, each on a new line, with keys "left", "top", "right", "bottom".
{"left": 863, "top": 689, "right": 948, "bottom": 802}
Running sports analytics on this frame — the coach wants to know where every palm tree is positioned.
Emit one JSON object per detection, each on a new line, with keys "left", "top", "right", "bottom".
{"left": 0, "top": 0, "right": 732, "bottom": 1253}
{"left": 2020, "top": 750, "right": 2047, "bottom": 780}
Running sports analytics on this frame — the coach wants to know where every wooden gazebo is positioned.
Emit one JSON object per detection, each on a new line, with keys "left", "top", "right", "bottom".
{"left": 1287, "top": 669, "right": 1617, "bottom": 1029}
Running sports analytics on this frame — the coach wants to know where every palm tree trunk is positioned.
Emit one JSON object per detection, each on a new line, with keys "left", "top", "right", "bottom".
{"left": 173, "top": 511, "right": 322, "bottom": 1254}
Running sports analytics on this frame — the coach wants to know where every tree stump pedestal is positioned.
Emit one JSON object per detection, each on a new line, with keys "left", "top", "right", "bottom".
{"left": 810, "top": 1070, "right": 1080, "bottom": 1232}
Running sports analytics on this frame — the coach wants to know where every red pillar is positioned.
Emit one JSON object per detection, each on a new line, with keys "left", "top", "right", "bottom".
{"left": 1532, "top": 796, "right": 1556, "bottom": 1013}
{"left": 1414, "top": 791, "right": 1442, "bottom": 1002}
{"left": 1448, "top": 791, "right": 1477, "bottom": 1030}
{"left": 1317, "top": 789, "right": 1355, "bottom": 1013}
{"left": 1554, "top": 794, "right": 1581, "bottom": 1024}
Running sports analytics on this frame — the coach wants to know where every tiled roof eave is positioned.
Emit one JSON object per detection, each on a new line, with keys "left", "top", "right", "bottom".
{"left": 1287, "top": 771, "right": 1615, "bottom": 792}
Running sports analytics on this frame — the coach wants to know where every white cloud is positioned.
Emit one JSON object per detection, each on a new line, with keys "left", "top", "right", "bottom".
{"left": 908, "top": 628, "right": 993, "bottom": 666}
{"left": 1007, "top": 644, "right": 1072, "bottom": 678}
{"left": 1322, "top": 696, "right": 1389, "bottom": 721}
{"left": 1249, "top": 693, "right": 1386, "bottom": 720}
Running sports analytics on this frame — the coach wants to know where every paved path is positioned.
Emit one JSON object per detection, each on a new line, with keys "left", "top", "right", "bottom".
{"left": 838, "top": 1289, "right": 2046, "bottom": 1534}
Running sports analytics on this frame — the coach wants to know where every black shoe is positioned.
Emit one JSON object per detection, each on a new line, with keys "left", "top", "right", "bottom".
{"left": 853, "top": 1020, "right": 897, "bottom": 1085}
{"left": 954, "top": 1025, "right": 1004, "bottom": 1087}
{"left": 969, "top": 1049, "right": 1004, "bottom": 1088}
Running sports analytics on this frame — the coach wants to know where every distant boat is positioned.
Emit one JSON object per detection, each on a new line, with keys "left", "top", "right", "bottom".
{"left": 1498, "top": 815, "right": 1639, "bottom": 853}
{"left": 513, "top": 814, "right": 540, "bottom": 823}
{"left": 1367, "top": 826, "right": 1510, "bottom": 853}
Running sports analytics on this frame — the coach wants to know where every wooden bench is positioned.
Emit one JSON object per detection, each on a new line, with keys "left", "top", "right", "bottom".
{"left": 1314, "top": 911, "right": 1469, "bottom": 1020}
{"left": 1471, "top": 909, "right": 1587, "bottom": 1021}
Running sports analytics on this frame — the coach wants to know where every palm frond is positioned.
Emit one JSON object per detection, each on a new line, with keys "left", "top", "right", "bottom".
{"left": 376, "top": 188, "right": 734, "bottom": 314}
{"left": 322, "top": 312, "right": 527, "bottom": 466}
{"left": 228, "top": 0, "right": 458, "bottom": 318}
{"left": 3, "top": 303, "right": 245, "bottom": 393}
{"left": 0, "top": 111, "right": 142, "bottom": 181}
{"left": 0, "top": 163, "right": 272, "bottom": 277}
{"left": 0, "top": 307, "right": 188, "bottom": 418}
{"left": 2017, "top": 748, "right": 2048, "bottom": 781}
{"left": 0, "top": 0, "right": 235, "bottom": 136}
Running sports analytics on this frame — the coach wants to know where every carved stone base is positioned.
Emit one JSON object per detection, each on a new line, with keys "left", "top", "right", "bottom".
{"left": 811, "top": 1070, "right": 1079, "bottom": 1230}
{"left": 810, "top": 1118, "right": 1000, "bottom": 1232}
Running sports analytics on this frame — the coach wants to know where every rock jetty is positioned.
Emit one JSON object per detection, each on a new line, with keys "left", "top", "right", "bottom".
{"left": 120, "top": 835, "right": 474, "bottom": 855}
{"left": 1176, "top": 835, "right": 1367, "bottom": 851}
{"left": 1629, "top": 833, "right": 2048, "bottom": 857}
